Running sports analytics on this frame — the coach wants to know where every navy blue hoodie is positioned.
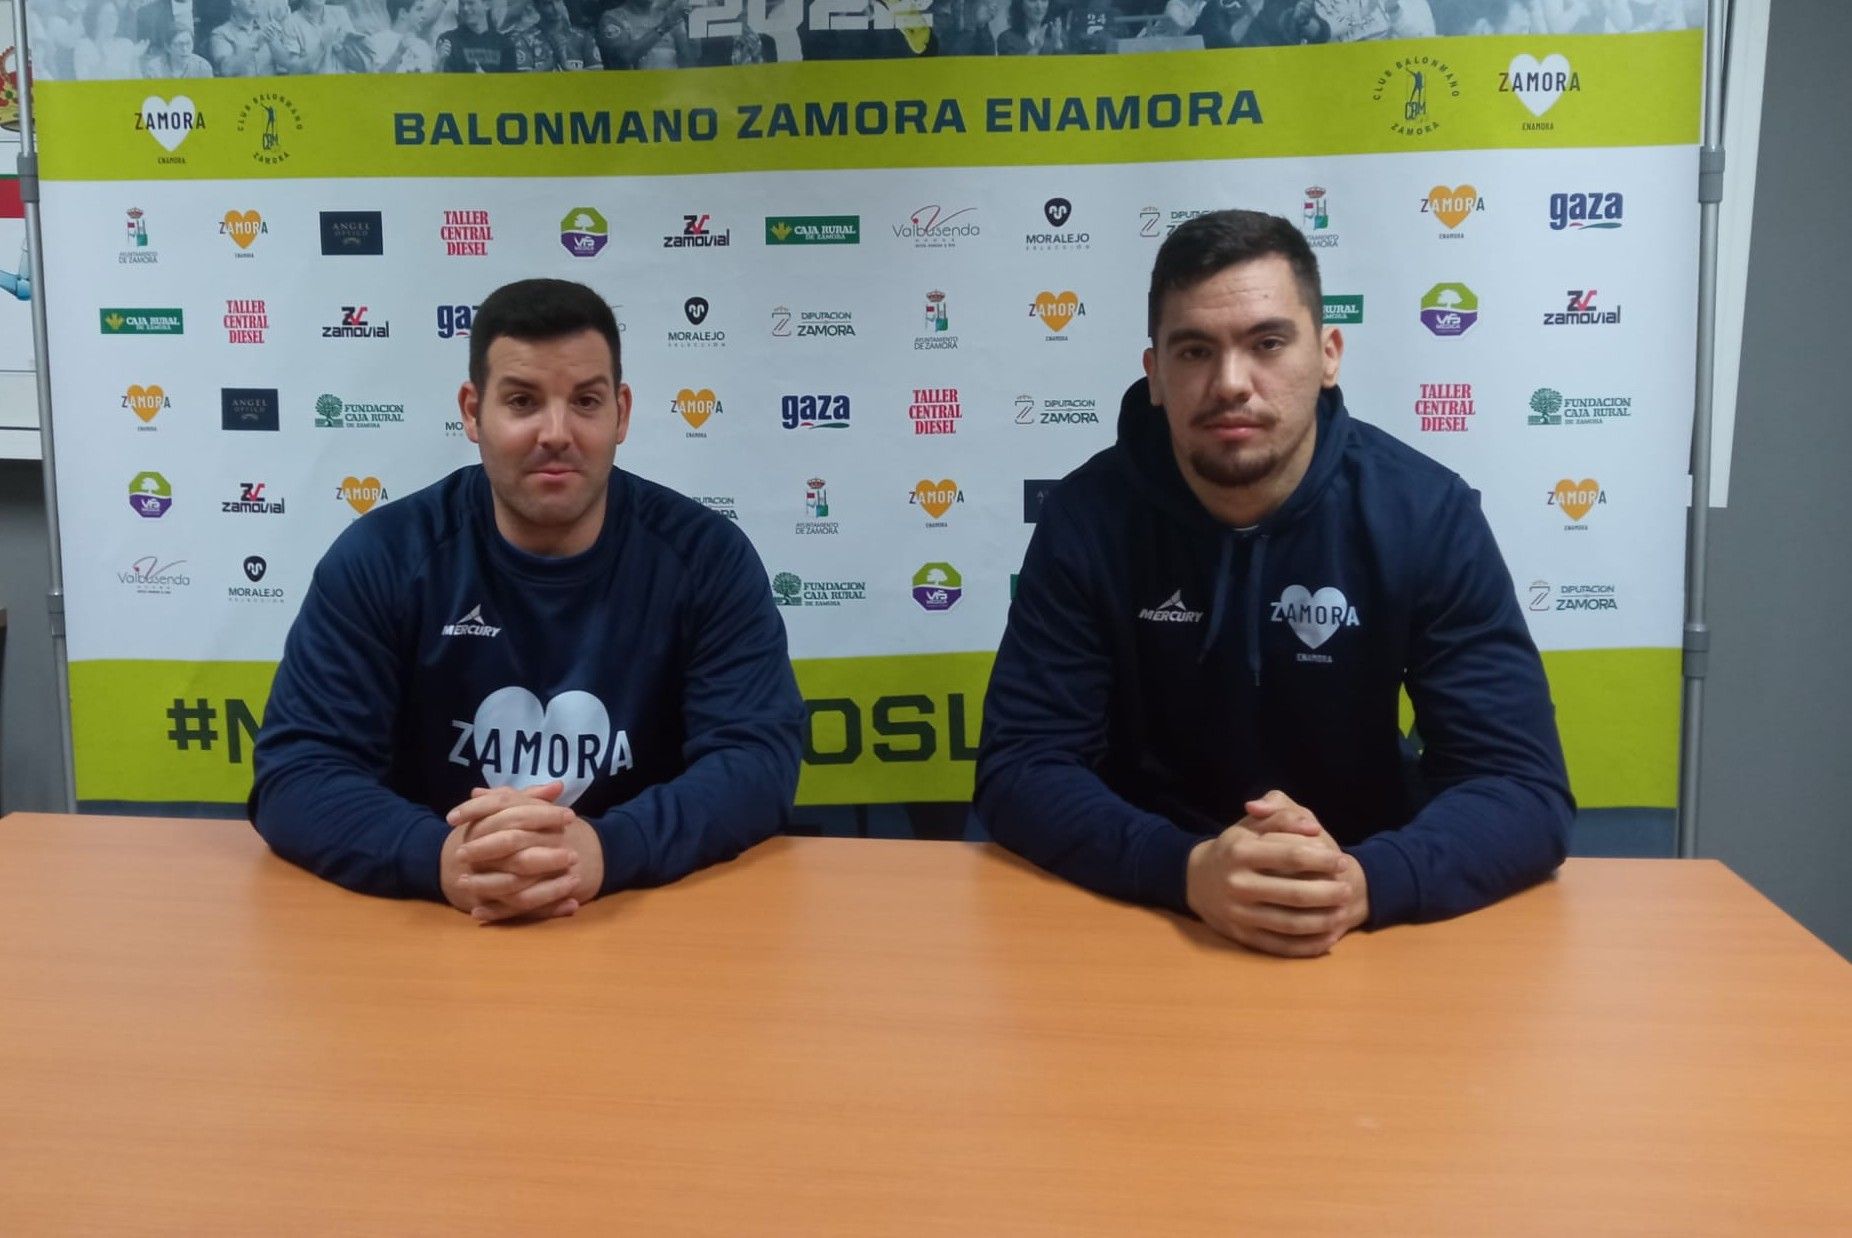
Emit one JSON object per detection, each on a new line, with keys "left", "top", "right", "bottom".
{"left": 976, "top": 380, "right": 1572, "bottom": 928}
{"left": 251, "top": 465, "right": 804, "bottom": 901}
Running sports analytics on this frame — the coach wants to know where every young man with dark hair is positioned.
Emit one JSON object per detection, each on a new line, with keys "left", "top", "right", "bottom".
{"left": 976, "top": 209, "right": 1571, "bottom": 957}
{"left": 252, "top": 278, "right": 804, "bottom": 923}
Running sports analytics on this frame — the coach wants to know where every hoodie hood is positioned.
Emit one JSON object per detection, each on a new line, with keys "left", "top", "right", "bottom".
{"left": 1113, "top": 377, "right": 1353, "bottom": 673}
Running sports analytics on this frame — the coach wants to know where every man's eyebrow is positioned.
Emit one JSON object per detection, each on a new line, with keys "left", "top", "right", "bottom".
{"left": 1162, "top": 317, "right": 1301, "bottom": 346}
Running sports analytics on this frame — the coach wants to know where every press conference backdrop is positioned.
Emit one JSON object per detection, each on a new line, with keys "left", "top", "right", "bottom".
{"left": 30, "top": 25, "right": 1701, "bottom": 823}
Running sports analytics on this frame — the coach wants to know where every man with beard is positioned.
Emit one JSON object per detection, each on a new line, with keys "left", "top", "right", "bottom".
{"left": 252, "top": 279, "right": 803, "bottom": 923}
{"left": 976, "top": 210, "right": 1571, "bottom": 956}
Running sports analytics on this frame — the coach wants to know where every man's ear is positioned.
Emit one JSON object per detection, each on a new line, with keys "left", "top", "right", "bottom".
{"left": 459, "top": 381, "right": 481, "bottom": 444}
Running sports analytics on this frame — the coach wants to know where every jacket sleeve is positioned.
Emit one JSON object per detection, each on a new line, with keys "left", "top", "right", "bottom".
{"left": 1347, "top": 484, "right": 1574, "bottom": 928}
{"left": 584, "top": 524, "right": 804, "bottom": 894}
{"left": 250, "top": 529, "right": 453, "bottom": 900}
{"left": 975, "top": 501, "right": 1203, "bottom": 915}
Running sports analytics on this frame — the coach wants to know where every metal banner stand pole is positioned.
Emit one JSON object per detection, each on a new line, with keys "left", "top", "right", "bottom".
{"left": 1678, "top": 0, "right": 1733, "bottom": 858}
{"left": 10, "top": 3, "right": 77, "bottom": 811}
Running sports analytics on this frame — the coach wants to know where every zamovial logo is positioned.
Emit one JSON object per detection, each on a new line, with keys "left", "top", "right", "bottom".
{"left": 128, "top": 471, "right": 173, "bottom": 518}
{"left": 910, "top": 478, "right": 964, "bottom": 527}
{"left": 1543, "top": 289, "right": 1621, "bottom": 327}
{"left": 123, "top": 383, "right": 169, "bottom": 428}
{"left": 1423, "top": 185, "right": 1483, "bottom": 237}
{"left": 560, "top": 207, "right": 609, "bottom": 258}
{"left": 120, "top": 554, "right": 190, "bottom": 595}
{"left": 672, "top": 387, "right": 721, "bottom": 437}
{"left": 1371, "top": 54, "right": 1460, "bottom": 138}
{"left": 908, "top": 387, "right": 960, "bottom": 435}
{"left": 1015, "top": 393, "right": 1101, "bottom": 426}
{"left": 437, "top": 303, "right": 476, "bottom": 338}
{"left": 101, "top": 308, "right": 183, "bottom": 335}
{"left": 136, "top": 95, "right": 201, "bottom": 159}
{"left": 797, "top": 477, "right": 837, "bottom": 536}
{"left": 441, "top": 209, "right": 493, "bottom": 256}
{"left": 1415, "top": 382, "right": 1474, "bottom": 432}
{"left": 1139, "top": 589, "right": 1204, "bottom": 624}
{"left": 669, "top": 296, "right": 724, "bottom": 348}
{"left": 894, "top": 205, "right": 979, "bottom": 249}
{"left": 236, "top": 92, "right": 302, "bottom": 166}
{"left": 781, "top": 392, "right": 851, "bottom": 430}
{"left": 1528, "top": 386, "right": 1632, "bottom": 427}
{"left": 912, "top": 562, "right": 963, "bottom": 612}
{"left": 1027, "top": 196, "right": 1090, "bottom": 251}
{"left": 222, "top": 481, "right": 284, "bottom": 515}
{"left": 1547, "top": 478, "right": 1606, "bottom": 529}
{"left": 1031, "top": 290, "right": 1086, "bottom": 338}
{"left": 1270, "top": 585, "right": 1359, "bottom": 663}
{"left": 224, "top": 299, "right": 268, "bottom": 344}
{"left": 772, "top": 571, "right": 866, "bottom": 607}
{"left": 765, "top": 215, "right": 859, "bottom": 245}
{"left": 230, "top": 554, "right": 286, "bottom": 603}
{"left": 915, "top": 290, "right": 957, "bottom": 350}
{"left": 324, "top": 306, "right": 391, "bottom": 339}
{"left": 441, "top": 604, "right": 502, "bottom": 638}
{"left": 772, "top": 305, "right": 856, "bottom": 338}
{"left": 666, "top": 213, "right": 730, "bottom": 249}
{"left": 1419, "top": 283, "right": 1478, "bottom": 337}
{"left": 316, "top": 393, "right": 406, "bottom": 429}
{"left": 1500, "top": 54, "right": 1580, "bottom": 129}
{"left": 1300, "top": 187, "right": 1338, "bottom": 249}
{"left": 120, "top": 208, "right": 156, "bottom": 265}
{"left": 338, "top": 475, "right": 388, "bottom": 514}
{"left": 1549, "top": 191, "right": 1623, "bottom": 231}
{"left": 221, "top": 210, "right": 266, "bottom": 253}
{"left": 447, "top": 687, "right": 632, "bottom": 808}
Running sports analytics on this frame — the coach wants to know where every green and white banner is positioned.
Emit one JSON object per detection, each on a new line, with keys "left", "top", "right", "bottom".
{"left": 35, "top": 30, "right": 1701, "bottom": 812}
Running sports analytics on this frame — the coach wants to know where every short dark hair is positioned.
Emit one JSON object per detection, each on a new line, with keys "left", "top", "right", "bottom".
{"left": 1146, "top": 209, "right": 1323, "bottom": 339}
{"left": 469, "top": 278, "right": 622, "bottom": 391}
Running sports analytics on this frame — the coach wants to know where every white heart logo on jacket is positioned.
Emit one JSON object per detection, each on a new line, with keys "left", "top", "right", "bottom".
{"left": 1272, "top": 585, "right": 1360, "bottom": 651}
{"left": 467, "top": 687, "right": 620, "bottom": 808}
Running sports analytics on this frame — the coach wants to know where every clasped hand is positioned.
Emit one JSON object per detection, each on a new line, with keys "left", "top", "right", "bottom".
{"left": 438, "top": 781, "right": 604, "bottom": 924}
{"left": 1184, "top": 790, "right": 1370, "bottom": 957}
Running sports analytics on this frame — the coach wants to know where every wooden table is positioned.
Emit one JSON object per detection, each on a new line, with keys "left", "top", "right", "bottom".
{"left": 2, "top": 814, "right": 1849, "bottom": 1235}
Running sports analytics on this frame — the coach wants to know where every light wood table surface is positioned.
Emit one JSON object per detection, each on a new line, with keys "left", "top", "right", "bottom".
{"left": 1, "top": 813, "right": 1849, "bottom": 1235}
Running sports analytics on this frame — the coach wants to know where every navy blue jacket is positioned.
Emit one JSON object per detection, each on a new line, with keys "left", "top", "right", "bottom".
{"left": 976, "top": 381, "right": 1572, "bottom": 928}
{"left": 251, "top": 465, "right": 804, "bottom": 900}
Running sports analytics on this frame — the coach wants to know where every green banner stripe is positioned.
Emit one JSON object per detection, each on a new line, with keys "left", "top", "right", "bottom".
{"left": 39, "top": 32, "right": 1699, "bottom": 182}
{"left": 70, "top": 647, "right": 1676, "bottom": 809}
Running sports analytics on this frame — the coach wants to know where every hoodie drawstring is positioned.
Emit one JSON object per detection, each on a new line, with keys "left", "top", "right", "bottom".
{"left": 1198, "top": 532, "right": 1238, "bottom": 664}
{"left": 1245, "top": 533, "right": 1268, "bottom": 686}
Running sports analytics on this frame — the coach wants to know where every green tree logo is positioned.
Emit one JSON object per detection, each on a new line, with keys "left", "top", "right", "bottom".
{"left": 772, "top": 572, "right": 802, "bottom": 606}
{"left": 1528, "top": 387, "right": 1564, "bottom": 426}
{"left": 315, "top": 394, "right": 344, "bottom": 428}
